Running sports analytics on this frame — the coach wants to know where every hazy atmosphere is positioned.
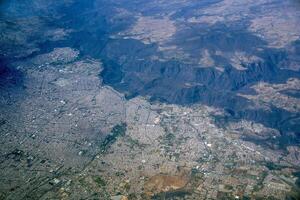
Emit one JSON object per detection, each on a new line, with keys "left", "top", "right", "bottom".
{"left": 0, "top": 0, "right": 300, "bottom": 199}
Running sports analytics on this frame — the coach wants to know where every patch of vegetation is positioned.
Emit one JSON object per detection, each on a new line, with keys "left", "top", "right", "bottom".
{"left": 128, "top": 193, "right": 138, "bottom": 199}
{"left": 216, "top": 191, "right": 236, "bottom": 200}
{"left": 285, "top": 189, "right": 300, "bottom": 200}
{"left": 0, "top": 192, "right": 7, "bottom": 200}
{"left": 173, "top": 152, "right": 180, "bottom": 160}
{"left": 127, "top": 137, "right": 139, "bottom": 149}
{"left": 176, "top": 135, "right": 190, "bottom": 146}
{"left": 242, "top": 196, "right": 251, "bottom": 200}
{"left": 125, "top": 136, "right": 146, "bottom": 149}
{"left": 159, "top": 132, "right": 176, "bottom": 147}
{"left": 115, "top": 171, "right": 125, "bottom": 177}
{"left": 253, "top": 171, "right": 268, "bottom": 192}
{"left": 0, "top": 119, "right": 6, "bottom": 126}
{"left": 78, "top": 177, "right": 92, "bottom": 191}
{"left": 123, "top": 182, "right": 131, "bottom": 191}
{"left": 190, "top": 171, "right": 204, "bottom": 187}
{"left": 224, "top": 185, "right": 233, "bottom": 190}
{"left": 111, "top": 123, "right": 127, "bottom": 136}
{"left": 265, "top": 161, "right": 285, "bottom": 171}
{"left": 293, "top": 171, "right": 300, "bottom": 187}
{"left": 94, "top": 176, "right": 106, "bottom": 187}
{"left": 165, "top": 133, "right": 175, "bottom": 141}
{"left": 100, "top": 123, "right": 127, "bottom": 152}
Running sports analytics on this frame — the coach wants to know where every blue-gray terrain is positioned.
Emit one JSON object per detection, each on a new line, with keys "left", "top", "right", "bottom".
{"left": 0, "top": 0, "right": 300, "bottom": 199}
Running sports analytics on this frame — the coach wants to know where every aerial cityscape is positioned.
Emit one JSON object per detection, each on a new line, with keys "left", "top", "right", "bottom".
{"left": 0, "top": 0, "right": 300, "bottom": 199}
